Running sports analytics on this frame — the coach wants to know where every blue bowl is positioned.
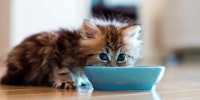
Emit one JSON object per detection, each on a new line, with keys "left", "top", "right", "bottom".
{"left": 84, "top": 66, "right": 165, "bottom": 91}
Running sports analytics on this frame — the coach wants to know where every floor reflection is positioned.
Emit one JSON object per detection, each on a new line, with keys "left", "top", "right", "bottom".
{"left": 152, "top": 91, "right": 161, "bottom": 100}
{"left": 77, "top": 86, "right": 94, "bottom": 96}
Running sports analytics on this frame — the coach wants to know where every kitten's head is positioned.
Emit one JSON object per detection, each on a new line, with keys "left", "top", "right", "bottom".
{"left": 80, "top": 18, "right": 142, "bottom": 67}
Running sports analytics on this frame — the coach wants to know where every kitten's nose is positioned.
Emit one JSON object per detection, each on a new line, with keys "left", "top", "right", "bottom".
{"left": 109, "top": 61, "right": 117, "bottom": 67}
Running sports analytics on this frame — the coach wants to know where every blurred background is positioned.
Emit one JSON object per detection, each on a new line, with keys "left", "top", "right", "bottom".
{"left": 0, "top": 0, "right": 200, "bottom": 67}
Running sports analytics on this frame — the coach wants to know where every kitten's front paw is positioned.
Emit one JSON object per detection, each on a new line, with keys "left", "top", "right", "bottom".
{"left": 53, "top": 80, "right": 76, "bottom": 89}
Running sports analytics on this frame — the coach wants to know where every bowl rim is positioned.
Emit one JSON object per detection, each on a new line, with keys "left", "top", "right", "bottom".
{"left": 84, "top": 66, "right": 165, "bottom": 69}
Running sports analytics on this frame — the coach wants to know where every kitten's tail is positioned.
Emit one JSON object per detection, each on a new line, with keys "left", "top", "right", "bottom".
{"left": 1, "top": 63, "right": 24, "bottom": 85}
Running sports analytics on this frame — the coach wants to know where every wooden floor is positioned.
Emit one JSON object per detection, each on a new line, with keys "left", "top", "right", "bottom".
{"left": 1, "top": 62, "right": 200, "bottom": 100}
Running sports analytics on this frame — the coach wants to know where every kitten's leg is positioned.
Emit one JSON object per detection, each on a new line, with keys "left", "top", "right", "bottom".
{"left": 50, "top": 67, "right": 76, "bottom": 89}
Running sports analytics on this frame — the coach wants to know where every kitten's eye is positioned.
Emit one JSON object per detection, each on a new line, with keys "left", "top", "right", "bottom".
{"left": 117, "top": 53, "right": 126, "bottom": 62}
{"left": 99, "top": 53, "right": 109, "bottom": 61}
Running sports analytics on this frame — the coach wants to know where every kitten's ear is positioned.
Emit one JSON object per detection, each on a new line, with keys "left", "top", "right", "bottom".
{"left": 81, "top": 20, "right": 100, "bottom": 39}
{"left": 122, "top": 25, "right": 141, "bottom": 39}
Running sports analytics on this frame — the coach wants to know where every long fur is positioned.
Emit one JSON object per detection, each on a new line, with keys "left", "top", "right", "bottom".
{"left": 1, "top": 18, "right": 142, "bottom": 89}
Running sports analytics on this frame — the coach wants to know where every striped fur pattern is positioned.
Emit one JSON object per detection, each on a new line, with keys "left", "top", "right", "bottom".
{"left": 1, "top": 18, "right": 142, "bottom": 89}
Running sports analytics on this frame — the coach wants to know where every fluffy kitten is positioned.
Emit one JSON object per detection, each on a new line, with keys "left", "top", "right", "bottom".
{"left": 0, "top": 18, "right": 142, "bottom": 89}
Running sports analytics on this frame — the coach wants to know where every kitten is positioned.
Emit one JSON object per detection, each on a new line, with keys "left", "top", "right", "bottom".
{"left": 0, "top": 18, "right": 142, "bottom": 89}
